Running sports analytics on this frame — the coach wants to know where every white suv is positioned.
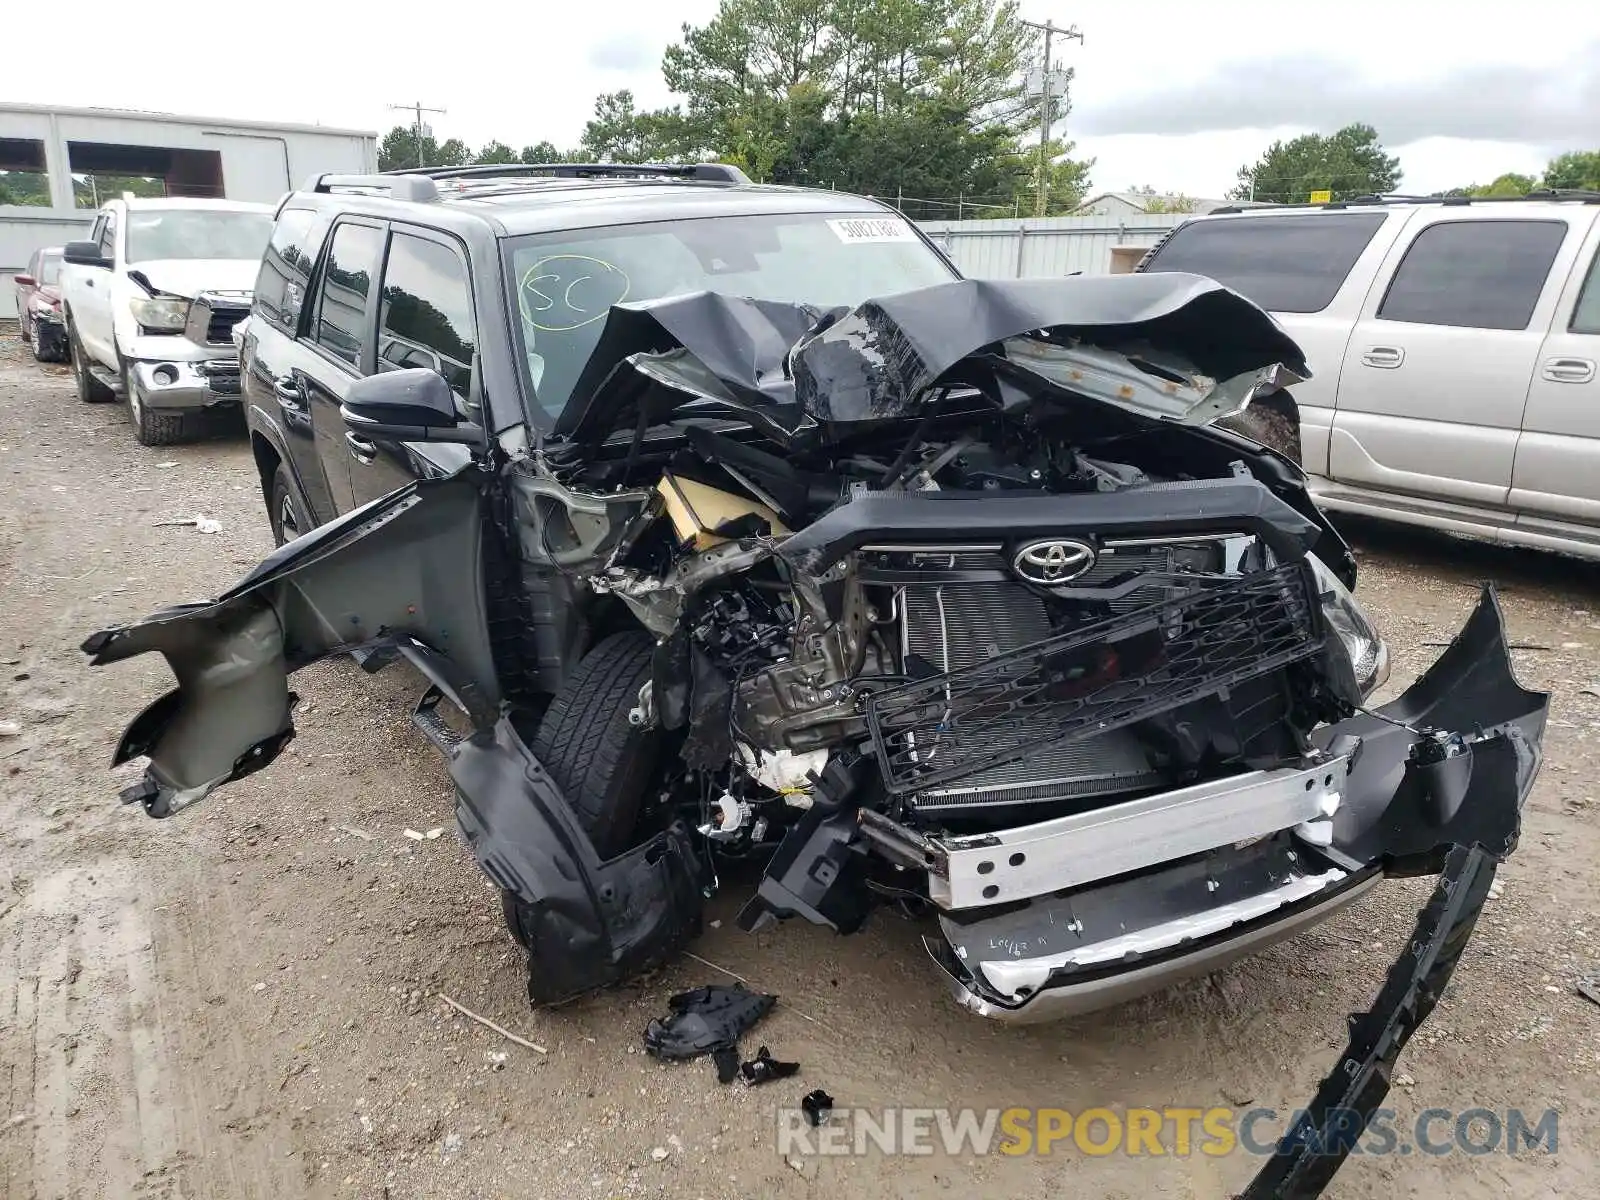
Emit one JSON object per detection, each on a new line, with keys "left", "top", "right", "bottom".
{"left": 1140, "top": 194, "right": 1600, "bottom": 559}
{"left": 60, "top": 197, "right": 274, "bottom": 445}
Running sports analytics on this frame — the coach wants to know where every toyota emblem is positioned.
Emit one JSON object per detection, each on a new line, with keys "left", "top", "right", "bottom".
{"left": 1012, "top": 539, "right": 1096, "bottom": 584}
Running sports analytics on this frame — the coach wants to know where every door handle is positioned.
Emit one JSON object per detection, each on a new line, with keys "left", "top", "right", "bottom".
{"left": 345, "top": 431, "right": 378, "bottom": 463}
{"left": 1542, "top": 356, "right": 1597, "bottom": 385}
{"left": 272, "top": 374, "right": 306, "bottom": 408}
{"left": 1360, "top": 345, "right": 1404, "bottom": 369}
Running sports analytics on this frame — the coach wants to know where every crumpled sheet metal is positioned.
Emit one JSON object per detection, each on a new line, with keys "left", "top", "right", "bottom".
{"left": 556, "top": 274, "right": 1309, "bottom": 442}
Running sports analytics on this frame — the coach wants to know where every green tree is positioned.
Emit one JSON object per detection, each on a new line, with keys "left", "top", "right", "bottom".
{"left": 1542, "top": 150, "right": 1600, "bottom": 191}
{"left": 1229, "top": 123, "right": 1402, "bottom": 203}
{"left": 377, "top": 126, "right": 471, "bottom": 171}
{"left": 1437, "top": 172, "right": 1537, "bottom": 198}
{"left": 474, "top": 140, "right": 519, "bottom": 165}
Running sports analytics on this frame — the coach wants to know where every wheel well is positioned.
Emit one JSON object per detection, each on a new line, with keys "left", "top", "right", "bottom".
{"left": 251, "top": 433, "right": 282, "bottom": 507}
{"left": 1253, "top": 387, "right": 1300, "bottom": 426}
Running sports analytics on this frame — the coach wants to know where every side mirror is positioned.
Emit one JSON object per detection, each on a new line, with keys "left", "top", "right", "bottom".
{"left": 13, "top": 274, "right": 36, "bottom": 288}
{"left": 341, "top": 368, "right": 483, "bottom": 444}
{"left": 63, "top": 241, "right": 111, "bottom": 268}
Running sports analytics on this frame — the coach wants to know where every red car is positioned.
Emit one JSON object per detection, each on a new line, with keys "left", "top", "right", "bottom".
{"left": 13, "top": 246, "right": 66, "bottom": 362}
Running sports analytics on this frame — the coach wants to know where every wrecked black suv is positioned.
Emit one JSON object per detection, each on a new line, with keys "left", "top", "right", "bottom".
{"left": 86, "top": 166, "right": 1547, "bottom": 1043}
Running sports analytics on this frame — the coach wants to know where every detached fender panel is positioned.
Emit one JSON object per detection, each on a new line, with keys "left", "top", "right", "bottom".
{"left": 82, "top": 472, "right": 499, "bottom": 816}
{"left": 449, "top": 716, "right": 705, "bottom": 1005}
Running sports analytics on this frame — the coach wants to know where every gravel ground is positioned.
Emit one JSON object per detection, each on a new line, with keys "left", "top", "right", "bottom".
{"left": 2, "top": 328, "right": 1597, "bottom": 1199}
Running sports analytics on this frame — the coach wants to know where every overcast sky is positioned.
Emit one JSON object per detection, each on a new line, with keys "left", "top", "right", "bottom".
{"left": 9, "top": 1, "right": 1598, "bottom": 200}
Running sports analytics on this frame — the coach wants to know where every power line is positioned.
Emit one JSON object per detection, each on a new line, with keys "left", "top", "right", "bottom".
{"left": 388, "top": 101, "right": 448, "bottom": 168}
{"left": 1020, "top": 16, "right": 1084, "bottom": 218}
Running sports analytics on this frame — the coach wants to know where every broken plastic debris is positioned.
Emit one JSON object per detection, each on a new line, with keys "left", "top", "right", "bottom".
{"left": 0, "top": 720, "right": 20, "bottom": 738}
{"left": 643, "top": 984, "right": 776, "bottom": 1080}
{"left": 425, "top": 827, "right": 444, "bottom": 839}
{"left": 801, "top": 1089, "right": 834, "bottom": 1126}
{"left": 739, "top": 1046, "right": 800, "bottom": 1086}
{"left": 403, "top": 828, "right": 426, "bottom": 841}
{"left": 156, "top": 461, "right": 178, "bottom": 469}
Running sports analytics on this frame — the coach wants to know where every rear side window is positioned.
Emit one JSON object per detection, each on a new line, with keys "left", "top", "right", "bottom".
{"left": 312, "top": 221, "right": 384, "bottom": 369}
{"left": 377, "top": 230, "right": 477, "bottom": 400}
{"left": 1378, "top": 220, "right": 1566, "bottom": 331}
{"left": 253, "top": 208, "right": 331, "bottom": 332}
{"left": 1140, "top": 214, "right": 1386, "bottom": 313}
{"left": 1570, "top": 245, "right": 1600, "bottom": 336}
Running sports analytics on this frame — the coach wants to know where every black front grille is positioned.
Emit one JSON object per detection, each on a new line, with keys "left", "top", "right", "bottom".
{"left": 205, "top": 305, "right": 248, "bottom": 344}
{"left": 865, "top": 563, "right": 1321, "bottom": 795}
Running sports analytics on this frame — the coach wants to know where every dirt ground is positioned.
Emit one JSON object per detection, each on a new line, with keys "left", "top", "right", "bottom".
{"left": 1, "top": 330, "right": 1597, "bottom": 1200}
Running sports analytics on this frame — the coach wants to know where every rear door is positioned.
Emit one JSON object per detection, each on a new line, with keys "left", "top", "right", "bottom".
{"left": 243, "top": 206, "right": 336, "bottom": 520}
{"left": 348, "top": 223, "right": 482, "bottom": 507}
{"left": 294, "top": 217, "right": 388, "bottom": 517}
{"left": 1329, "top": 211, "right": 1587, "bottom": 508}
{"left": 1510, "top": 212, "right": 1600, "bottom": 524}
{"left": 1136, "top": 210, "right": 1399, "bottom": 477}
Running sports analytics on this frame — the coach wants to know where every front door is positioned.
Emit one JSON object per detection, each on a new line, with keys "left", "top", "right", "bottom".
{"left": 77, "top": 210, "right": 119, "bottom": 362}
{"left": 347, "top": 224, "right": 484, "bottom": 508}
{"left": 1510, "top": 217, "right": 1600, "bottom": 524}
{"left": 1328, "top": 212, "right": 1587, "bottom": 509}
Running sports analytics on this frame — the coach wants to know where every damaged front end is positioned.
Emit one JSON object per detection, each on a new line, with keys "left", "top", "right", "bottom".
{"left": 85, "top": 274, "right": 1547, "bottom": 1186}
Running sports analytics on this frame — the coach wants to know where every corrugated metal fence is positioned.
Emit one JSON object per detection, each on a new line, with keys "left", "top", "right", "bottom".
{"left": 916, "top": 213, "right": 1185, "bottom": 279}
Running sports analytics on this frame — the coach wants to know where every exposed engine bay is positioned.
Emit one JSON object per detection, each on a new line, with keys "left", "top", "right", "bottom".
{"left": 483, "top": 277, "right": 1403, "bottom": 952}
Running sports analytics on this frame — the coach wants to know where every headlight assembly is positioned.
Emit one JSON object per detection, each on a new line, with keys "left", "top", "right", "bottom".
{"left": 1306, "top": 552, "right": 1391, "bottom": 699}
{"left": 129, "top": 296, "right": 191, "bottom": 333}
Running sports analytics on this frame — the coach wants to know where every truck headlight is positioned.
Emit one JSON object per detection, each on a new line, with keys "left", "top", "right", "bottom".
{"left": 1306, "top": 553, "right": 1391, "bottom": 699}
{"left": 129, "top": 296, "right": 191, "bottom": 333}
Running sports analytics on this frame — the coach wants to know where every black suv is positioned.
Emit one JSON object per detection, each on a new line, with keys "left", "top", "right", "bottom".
{"left": 85, "top": 163, "right": 1544, "bottom": 1084}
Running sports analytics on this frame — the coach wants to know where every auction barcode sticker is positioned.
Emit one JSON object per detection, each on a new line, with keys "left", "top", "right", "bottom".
{"left": 827, "top": 217, "right": 918, "bottom": 244}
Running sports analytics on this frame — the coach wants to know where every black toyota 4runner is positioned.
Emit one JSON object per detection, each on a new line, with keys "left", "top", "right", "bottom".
{"left": 83, "top": 163, "right": 1547, "bottom": 1187}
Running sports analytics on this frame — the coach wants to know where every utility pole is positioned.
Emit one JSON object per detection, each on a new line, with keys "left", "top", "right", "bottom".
{"left": 388, "top": 101, "right": 447, "bottom": 168}
{"left": 1021, "top": 17, "right": 1083, "bottom": 218}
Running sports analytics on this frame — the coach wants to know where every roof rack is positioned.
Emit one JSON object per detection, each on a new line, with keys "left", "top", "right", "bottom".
{"left": 1210, "top": 188, "right": 1600, "bottom": 216}
{"left": 405, "top": 162, "right": 752, "bottom": 185}
{"left": 305, "top": 173, "right": 440, "bottom": 202}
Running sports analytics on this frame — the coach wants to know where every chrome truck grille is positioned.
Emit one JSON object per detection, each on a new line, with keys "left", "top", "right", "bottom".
{"left": 860, "top": 534, "right": 1303, "bottom": 810}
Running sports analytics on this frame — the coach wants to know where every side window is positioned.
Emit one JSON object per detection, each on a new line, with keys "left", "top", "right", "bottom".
{"left": 255, "top": 208, "right": 332, "bottom": 333}
{"left": 1377, "top": 220, "right": 1567, "bottom": 331}
{"left": 1139, "top": 213, "right": 1387, "bottom": 313}
{"left": 98, "top": 212, "right": 117, "bottom": 260}
{"left": 1571, "top": 245, "right": 1600, "bottom": 336}
{"left": 377, "top": 230, "right": 477, "bottom": 401}
{"left": 312, "top": 221, "right": 384, "bottom": 369}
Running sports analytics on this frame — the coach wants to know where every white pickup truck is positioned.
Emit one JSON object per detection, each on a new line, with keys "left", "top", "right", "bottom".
{"left": 1139, "top": 193, "right": 1600, "bottom": 560}
{"left": 60, "top": 197, "right": 274, "bottom": 446}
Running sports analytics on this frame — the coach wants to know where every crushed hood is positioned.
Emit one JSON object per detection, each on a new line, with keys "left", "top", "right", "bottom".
{"left": 556, "top": 274, "right": 1309, "bottom": 447}
{"left": 124, "top": 258, "right": 259, "bottom": 300}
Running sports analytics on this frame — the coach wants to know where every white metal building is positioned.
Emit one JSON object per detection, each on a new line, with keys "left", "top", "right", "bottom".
{"left": 1, "top": 104, "right": 376, "bottom": 318}
{"left": 917, "top": 213, "right": 1186, "bottom": 279}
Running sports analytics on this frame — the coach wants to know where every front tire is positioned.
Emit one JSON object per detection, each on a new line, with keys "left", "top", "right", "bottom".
{"left": 123, "top": 360, "right": 188, "bottom": 446}
{"left": 69, "top": 322, "right": 115, "bottom": 404}
{"left": 530, "top": 631, "right": 660, "bottom": 859}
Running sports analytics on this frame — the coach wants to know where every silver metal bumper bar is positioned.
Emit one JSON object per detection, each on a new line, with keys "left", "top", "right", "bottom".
{"left": 926, "top": 754, "right": 1350, "bottom": 909}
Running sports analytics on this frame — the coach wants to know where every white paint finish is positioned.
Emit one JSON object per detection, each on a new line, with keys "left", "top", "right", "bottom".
{"left": 1330, "top": 207, "right": 1595, "bottom": 505}
{"left": 1512, "top": 218, "right": 1600, "bottom": 520}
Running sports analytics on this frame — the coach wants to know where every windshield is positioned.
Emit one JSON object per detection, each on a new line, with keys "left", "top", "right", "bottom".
{"left": 126, "top": 210, "right": 273, "bottom": 264}
{"left": 503, "top": 212, "right": 955, "bottom": 418}
{"left": 39, "top": 252, "right": 61, "bottom": 286}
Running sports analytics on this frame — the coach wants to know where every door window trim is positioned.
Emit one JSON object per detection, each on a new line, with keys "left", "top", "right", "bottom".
{"left": 1375, "top": 216, "right": 1570, "bottom": 332}
{"left": 302, "top": 215, "right": 387, "bottom": 376}
{"left": 1569, "top": 240, "right": 1600, "bottom": 336}
{"left": 378, "top": 221, "right": 480, "bottom": 410}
